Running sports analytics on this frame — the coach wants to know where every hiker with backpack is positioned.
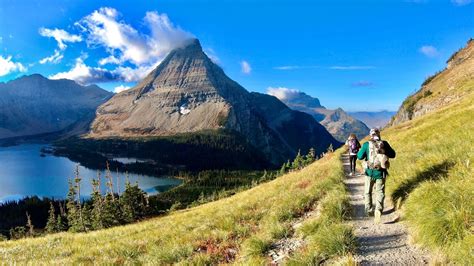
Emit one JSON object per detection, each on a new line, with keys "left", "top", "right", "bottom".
{"left": 357, "top": 128, "right": 396, "bottom": 223}
{"left": 346, "top": 133, "right": 361, "bottom": 176}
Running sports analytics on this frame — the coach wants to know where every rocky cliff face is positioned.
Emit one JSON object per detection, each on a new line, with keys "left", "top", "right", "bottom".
{"left": 268, "top": 90, "right": 370, "bottom": 142}
{"left": 0, "top": 74, "right": 112, "bottom": 139}
{"left": 90, "top": 39, "right": 339, "bottom": 164}
{"left": 389, "top": 39, "right": 474, "bottom": 127}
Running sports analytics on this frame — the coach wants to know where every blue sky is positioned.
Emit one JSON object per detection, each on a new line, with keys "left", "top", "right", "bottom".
{"left": 0, "top": 0, "right": 472, "bottom": 111}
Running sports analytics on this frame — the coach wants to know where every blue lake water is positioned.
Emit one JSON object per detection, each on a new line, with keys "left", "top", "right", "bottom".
{"left": 0, "top": 144, "right": 182, "bottom": 203}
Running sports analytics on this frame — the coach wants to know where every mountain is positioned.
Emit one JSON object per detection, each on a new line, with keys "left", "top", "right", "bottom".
{"left": 90, "top": 39, "right": 339, "bottom": 165}
{"left": 389, "top": 39, "right": 474, "bottom": 126}
{"left": 268, "top": 90, "right": 370, "bottom": 142}
{"left": 348, "top": 111, "right": 396, "bottom": 129}
{"left": 0, "top": 74, "right": 112, "bottom": 140}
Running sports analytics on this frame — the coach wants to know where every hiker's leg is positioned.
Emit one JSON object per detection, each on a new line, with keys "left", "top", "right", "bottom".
{"left": 351, "top": 155, "right": 357, "bottom": 173}
{"left": 364, "top": 176, "right": 374, "bottom": 213}
{"left": 375, "top": 177, "right": 386, "bottom": 212}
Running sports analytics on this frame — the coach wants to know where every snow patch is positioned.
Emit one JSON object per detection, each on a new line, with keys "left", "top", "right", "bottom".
{"left": 180, "top": 104, "right": 191, "bottom": 115}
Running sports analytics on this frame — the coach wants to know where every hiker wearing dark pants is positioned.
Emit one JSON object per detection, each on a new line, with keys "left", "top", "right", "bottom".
{"left": 346, "top": 133, "right": 361, "bottom": 176}
{"left": 357, "top": 128, "right": 396, "bottom": 223}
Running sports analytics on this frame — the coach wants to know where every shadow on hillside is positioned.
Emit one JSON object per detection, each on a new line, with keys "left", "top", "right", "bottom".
{"left": 391, "top": 160, "right": 454, "bottom": 204}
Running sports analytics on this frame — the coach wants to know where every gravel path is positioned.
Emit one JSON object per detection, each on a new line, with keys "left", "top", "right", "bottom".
{"left": 342, "top": 154, "right": 430, "bottom": 265}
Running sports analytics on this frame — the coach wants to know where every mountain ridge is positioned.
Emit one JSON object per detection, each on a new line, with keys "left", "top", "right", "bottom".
{"left": 90, "top": 39, "right": 339, "bottom": 165}
{"left": 0, "top": 74, "right": 112, "bottom": 140}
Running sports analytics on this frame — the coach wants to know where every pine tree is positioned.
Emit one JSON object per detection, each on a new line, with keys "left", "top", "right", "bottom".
{"left": 45, "top": 202, "right": 58, "bottom": 233}
{"left": 292, "top": 150, "right": 304, "bottom": 170}
{"left": 91, "top": 172, "right": 104, "bottom": 230}
{"left": 279, "top": 162, "right": 287, "bottom": 175}
{"left": 66, "top": 177, "right": 80, "bottom": 232}
{"left": 305, "top": 147, "right": 316, "bottom": 165}
{"left": 57, "top": 201, "right": 67, "bottom": 231}
{"left": 25, "top": 212, "right": 34, "bottom": 237}
{"left": 327, "top": 143, "right": 334, "bottom": 153}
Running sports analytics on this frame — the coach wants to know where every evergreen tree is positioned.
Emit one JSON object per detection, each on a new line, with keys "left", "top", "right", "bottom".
{"left": 292, "top": 150, "right": 304, "bottom": 170}
{"left": 45, "top": 202, "right": 58, "bottom": 233}
{"left": 279, "top": 162, "right": 287, "bottom": 175}
{"left": 66, "top": 177, "right": 80, "bottom": 232}
{"left": 327, "top": 143, "right": 334, "bottom": 153}
{"left": 57, "top": 201, "right": 67, "bottom": 231}
{"left": 305, "top": 147, "right": 316, "bottom": 165}
{"left": 90, "top": 173, "right": 104, "bottom": 230}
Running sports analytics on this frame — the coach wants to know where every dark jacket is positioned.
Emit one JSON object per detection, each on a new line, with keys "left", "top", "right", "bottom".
{"left": 357, "top": 140, "right": 396, "bottom": 179}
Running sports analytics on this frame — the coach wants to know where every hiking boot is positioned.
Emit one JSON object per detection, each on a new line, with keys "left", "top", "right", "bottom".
{"left": 365, "top": 209, "right": 374, "bottom": 217}
{"left": 374, "top": 210, "right": 381, "bottom": 224}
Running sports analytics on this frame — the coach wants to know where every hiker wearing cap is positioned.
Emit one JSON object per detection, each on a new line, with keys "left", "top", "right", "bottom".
{"left": 345, "top": 133, "right": 361, "bottom": 176}
{"left": 357, "top": 128, "right": 396, "bottom": 223}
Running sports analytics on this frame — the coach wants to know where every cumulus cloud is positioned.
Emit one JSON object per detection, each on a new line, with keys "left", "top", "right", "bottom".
{"left": 39, "top": 28, "right": 82, "bottom": 50}
{"left": 240, "top": 60, "right": 251, "bottom": 74}
{"left": 113, "top": 84, "right": 130, "bottom": 93}
{"left": 352, "top": 81, "right": 374, "bottom": 87}
{"left": 451, "top": 0, "right": 472, "bottom": 5}
{"left": 266, "top": 87, "right": 302, "bottom": 101}
{"left": 329, "top": 65, "right": 375, "bottom": 70}
{"left": 49, "top": 56, "right": 118, "bottom": 84}
{"left": 38, "top": 28, "right": 82, "bottom": 64}
{"left": 49, "top": 55, "right": 159, "bottom": 85}
{"left": 419, "top": 45, "right": 439, "bottom": 57}
{"left": 0, "top": 55, "right": 27, "bottom": 76}
{"left": 76, "top": 7, "right": 193, "bottom": 66}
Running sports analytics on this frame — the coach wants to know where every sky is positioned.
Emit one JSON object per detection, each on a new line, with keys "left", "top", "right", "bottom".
{"left": 0, "top": 0, "right": 473, "bottom": 112}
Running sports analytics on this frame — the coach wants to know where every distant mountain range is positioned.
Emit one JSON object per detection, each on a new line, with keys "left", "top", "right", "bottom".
{"left": 89, "top": 39, "right": 339, "bottom": 165}
{"left": 268, "top": 90, "right": 370, "bottom": 142}
{"left": 348, "top": 111, "right": 396, "bottom": 129}
{"left": 0, "top": 74, "right": 112, "bottom": 141}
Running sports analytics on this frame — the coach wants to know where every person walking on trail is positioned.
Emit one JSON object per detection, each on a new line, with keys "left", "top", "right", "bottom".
{"left": 357, "top": 128, "right": 396, "bottom": 223}
{"left": 346, "top": 133, "right": 361, "bottom": 176}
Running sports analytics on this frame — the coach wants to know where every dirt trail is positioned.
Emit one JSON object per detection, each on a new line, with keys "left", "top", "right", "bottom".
{"left": 342, "top": 154, "right": 430, "bottom": 265}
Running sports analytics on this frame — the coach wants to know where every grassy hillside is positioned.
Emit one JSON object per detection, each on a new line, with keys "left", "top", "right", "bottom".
{"left": 0, "top": 150, "right": 354, "bottom": 264}
{"left": 381, "top": 90, "right": 474, "bottom": 264}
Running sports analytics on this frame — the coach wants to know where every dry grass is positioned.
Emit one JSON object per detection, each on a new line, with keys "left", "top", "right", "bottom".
{"left": 0, "top": 149, "right": 354, "bottom": 264}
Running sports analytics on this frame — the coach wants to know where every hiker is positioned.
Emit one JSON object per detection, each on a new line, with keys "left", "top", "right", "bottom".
{"left": 345, "top": 133, "right": 361, "bottom": 176}
{"left": 357, "top": 128, "right": 396, "bottom": 223}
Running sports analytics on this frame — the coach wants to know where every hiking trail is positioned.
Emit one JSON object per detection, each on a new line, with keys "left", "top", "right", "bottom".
{"left": 342, "top": 153, "right": 430, "bottom": 265}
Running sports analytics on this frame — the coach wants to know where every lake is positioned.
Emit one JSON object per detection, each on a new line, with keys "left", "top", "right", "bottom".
{"left": 0, "top": 144, "right": 182, "bottom": 203}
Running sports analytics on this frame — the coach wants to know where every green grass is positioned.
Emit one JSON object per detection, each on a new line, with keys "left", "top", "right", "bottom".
{"left": 0, "top": 150, "right": 354, "bottom": 264}
{"left": 382, "top": 90, "right": 474, "bottom": 264}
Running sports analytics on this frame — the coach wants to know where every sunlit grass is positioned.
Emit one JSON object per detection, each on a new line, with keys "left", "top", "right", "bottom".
{"left": 0, "top": 149, "right": 354, "bottom": 264}
{"left": 382, "top": 91, "right": 474, "bottom": 264}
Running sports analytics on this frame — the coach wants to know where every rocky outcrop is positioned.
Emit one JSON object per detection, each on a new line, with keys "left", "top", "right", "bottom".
{"left": 90, "top": 39, "right": 339, "bottom": 165}
{"left": 389, "top": 39, "right": 474, "bottom": 127}
{"left": 0, "top": 74, "right": 112, "bottom": 139}
{"left": 268, "top": 90, "right": 370, "bottom": 142}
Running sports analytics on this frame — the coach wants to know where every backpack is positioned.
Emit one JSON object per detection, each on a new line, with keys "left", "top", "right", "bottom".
{"left": 348, "top": 139, "right": 359, "bottom": 154}
{"left": 367, "top": 140, "right": 390, "bottom": 170}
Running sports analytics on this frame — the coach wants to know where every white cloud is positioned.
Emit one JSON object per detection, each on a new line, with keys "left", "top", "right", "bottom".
{"left": 240, "top": 60, "right": 251, "bottom": 74}
{"left": 419, "top": 45, "right": 439, "bottom": 58}
{"left": 273, "top": 65, "right": 319, "bottom": 70}
{"left": 49, "top": 57, "right": 118, "bottom": 84}
{"left": 0, "top": 55, "right": 27, "bottom": 76}
{"left": 39, "top": 50, "right": 63, "bottom": 64}
{"left": 451, "top": 0, "right": 472, "bottom": 5}
{"left": 266, "top": 87, "right": 302, "bottom": 101}
{"left": 38, "top": 27, "right": 82, "bottom": 64}
{"left": 77, "top": 7, "right": 193, "bottom": 67}
{"left": 49, "top": 55, "right": 159, "bottom": 84}
{"left": 39, "top": 27, "right": 82, "bottom": 50}
{"left": 113, "top": 84, "right": 130, "bottom": 93}
{"left": 329, "top": 65, "right": 375, "bottom": 70}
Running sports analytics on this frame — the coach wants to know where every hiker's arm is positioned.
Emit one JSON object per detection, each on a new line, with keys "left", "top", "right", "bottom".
{"left": 384, "top": 141, "right": 396, "bottom": 158}
{"left": 357, "top": 142, "right": 367, "bottom": 160}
